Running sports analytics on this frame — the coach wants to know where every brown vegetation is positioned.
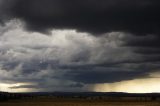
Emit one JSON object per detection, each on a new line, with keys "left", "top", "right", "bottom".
{"left": 0, "top": 97, "right": 160, "bottom": 106}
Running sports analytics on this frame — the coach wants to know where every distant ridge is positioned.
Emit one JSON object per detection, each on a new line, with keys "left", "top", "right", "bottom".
{"left": 1, "top": 91, "right": 160, "bottom": 102}
{"left": 1, "top": 91, "right": 160, "bottom": 97}
{"left": 8, "top": 91, "right": 159, "bottom": 97}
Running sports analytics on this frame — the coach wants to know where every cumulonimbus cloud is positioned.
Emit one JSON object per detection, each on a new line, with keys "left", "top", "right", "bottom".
{"left": 0, "top": 20, "right": 160, "bottom": 92}
{"left": 0, "top": 1, "right": 160, "bottom": 92}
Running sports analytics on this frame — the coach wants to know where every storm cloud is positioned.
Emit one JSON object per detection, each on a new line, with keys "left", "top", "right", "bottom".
{"left": 0, "top": 0, "right": 160, "bottom": 92}
{"left": 0, "top": 0, "right": 160, "bottom": 35}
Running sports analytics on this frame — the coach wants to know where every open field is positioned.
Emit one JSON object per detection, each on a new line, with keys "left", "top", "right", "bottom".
{"left": 0, "top": 98, "right": 160, "bottom": 106}
{"left": 1, "top": 92, "right": 160, "bottom": 106}
{"left": 0, "top": 102, "right": 159, "bottom": 106}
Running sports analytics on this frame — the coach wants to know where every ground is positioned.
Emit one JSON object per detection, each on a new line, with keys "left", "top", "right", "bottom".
{"left": 0, "top": 98, "right": 160, "bottom": 106}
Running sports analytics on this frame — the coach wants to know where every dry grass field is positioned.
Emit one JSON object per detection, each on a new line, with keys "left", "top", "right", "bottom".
{"left": 0, "top": 98, "right": 160, "bottom": 106}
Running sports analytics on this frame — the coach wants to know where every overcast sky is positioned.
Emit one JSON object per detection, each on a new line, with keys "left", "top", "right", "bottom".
{"left": 0, "top": 0, "right": 160, "bottom": 93}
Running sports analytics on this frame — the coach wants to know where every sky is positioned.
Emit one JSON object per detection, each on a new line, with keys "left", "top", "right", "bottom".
{"left": 0, "top": 0, "right": 160, "bottom": 93}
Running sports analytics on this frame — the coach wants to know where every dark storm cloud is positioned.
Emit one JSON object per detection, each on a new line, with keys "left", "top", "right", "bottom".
{"left": 63, "top": 68, "right": 148, "bottom": 84}
{"left": 122, "top": 34, "right": 160, "bottom": 58}
{"left": 0, "top": 56, "right": 158, "bottom": 85}
{"left": 123, "top": 35, "right": 160, "bottom": 48}
{"left": 0, "top": 0, "right": 160, "bottom": 35}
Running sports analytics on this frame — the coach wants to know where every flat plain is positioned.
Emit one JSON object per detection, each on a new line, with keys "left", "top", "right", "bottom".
{"left": 0, "top": 98, "right": 159, "bottom": 106}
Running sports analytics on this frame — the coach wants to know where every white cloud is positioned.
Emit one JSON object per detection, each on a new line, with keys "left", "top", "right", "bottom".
{"left": 0, "top": 20, "right": 136, "bottom": 65}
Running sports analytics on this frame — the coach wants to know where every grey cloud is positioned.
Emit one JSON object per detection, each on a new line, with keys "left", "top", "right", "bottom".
{"left": 0, "top": 21, "right": 160, "bottom": 91}
{"left": 9, "top": 82, "right": 84, "bottom": 89}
